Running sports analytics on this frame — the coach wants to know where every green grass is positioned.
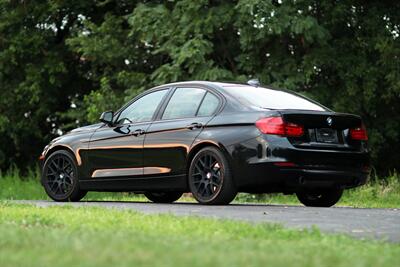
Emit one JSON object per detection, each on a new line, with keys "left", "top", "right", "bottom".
{"left": 0, "top": 203, "right": 399, "bottom": 267}
{"left": 0, "top": 168, "right": 399, "bottom": 208}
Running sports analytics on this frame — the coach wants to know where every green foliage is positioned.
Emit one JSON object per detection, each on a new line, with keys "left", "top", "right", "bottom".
{"left": 0, "top": 1, "right": 399, "bottom": 173}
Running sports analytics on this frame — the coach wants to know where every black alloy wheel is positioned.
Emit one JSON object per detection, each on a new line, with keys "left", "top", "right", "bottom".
{"left": 296, "top": 188, "right": 343, "bottom": 207}
{"left": 144, "top": 192, "right": 183, "bottom": 203}
{"left": 42, "top": 150, "right": 87, "bottom": 202}
{"left": 188, "top": 147, "right": 237, "bottom": 205}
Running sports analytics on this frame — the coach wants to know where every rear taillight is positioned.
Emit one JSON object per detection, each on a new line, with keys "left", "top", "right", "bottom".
{"left": 350, "top": 124, "right": 368, "bottom": 141}
{"left": 255, "top": 117, "right": 304, "bottom": 137}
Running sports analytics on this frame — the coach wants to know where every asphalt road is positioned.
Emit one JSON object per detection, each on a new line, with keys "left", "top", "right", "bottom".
{"left": 15, "top": 200, "right": 400, "bottom": 242}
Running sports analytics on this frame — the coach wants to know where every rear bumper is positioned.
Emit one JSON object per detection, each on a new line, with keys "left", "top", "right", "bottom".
{"left": 279, "top": 167, "right": 369, "bottom": 190}
{"left": 226, "top": 135, "right": 370, "bottom": 192}
{"left": 234, "top": 162, "right": 369, "bottom": 192}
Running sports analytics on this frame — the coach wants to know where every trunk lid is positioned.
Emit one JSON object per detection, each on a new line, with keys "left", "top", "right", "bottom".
{"left": 278, "top": 110, "right": 364, "bottom": 151}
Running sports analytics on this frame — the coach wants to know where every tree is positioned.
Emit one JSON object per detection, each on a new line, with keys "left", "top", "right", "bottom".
{"left": 0, "top": 0, "right": 398, "bottom": 174}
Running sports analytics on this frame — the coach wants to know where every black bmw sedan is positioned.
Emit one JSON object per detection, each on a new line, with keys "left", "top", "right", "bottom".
{"left": 40, "top": 81, "right": 370, "bottom": 206}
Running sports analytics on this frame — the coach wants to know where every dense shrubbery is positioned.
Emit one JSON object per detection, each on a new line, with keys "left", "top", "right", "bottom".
{"left": 0, "top": 1, "right": 399, "bottom": 174}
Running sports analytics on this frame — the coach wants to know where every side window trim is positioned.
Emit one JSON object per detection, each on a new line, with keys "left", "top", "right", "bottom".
{"left": 195, "top": 91, "right": 218, "bottom": 117}
{"left": 113, "top": 87, "right": 170, "bottom": 126}
{"left": 159, "top": 87, "right": 206, "bottom": 121}
{"left": 152, "top": 87, "right": 176, "bottom": 121}
{"left": 154, "top": 85, "right": 225, "bottom": 122}
{"left": 150, "top": 88, "right": 173, "bottom": 122}
{"left": 195, "top": 92, "right": 207, "bottom": 116}
{"left": 202, "top": 90, "right": 224, "bottom": 117}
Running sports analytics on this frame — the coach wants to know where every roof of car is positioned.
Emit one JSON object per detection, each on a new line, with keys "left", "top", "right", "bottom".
{"left": 153, "top": 80, "right": 254, "bottom": 90}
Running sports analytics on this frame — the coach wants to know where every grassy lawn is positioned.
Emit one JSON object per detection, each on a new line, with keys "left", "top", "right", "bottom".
{"left": 1, "top": 171, "right": 399, "bottom": 266}
{"left": 0, "top": 202, "right": 399, "bottom": 267}
{"left": 1, "top": 169, "right": 399, "bottom": 208}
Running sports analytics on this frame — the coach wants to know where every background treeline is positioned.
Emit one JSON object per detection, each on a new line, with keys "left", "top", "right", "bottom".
{"left": 0, "top": 0, "right": 399, "bottom": 175}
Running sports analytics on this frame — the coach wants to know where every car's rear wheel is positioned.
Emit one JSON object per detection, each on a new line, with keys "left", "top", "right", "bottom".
{"left": 42, "top": 150, "right": 87, "bottom": 202}
{"left": 144, "top": 192, "right": 182, "bottom": 203}
{"left": 188, "top": 147, "right": 237, "bottom": 205}
{"left": 296, "top": 188, "right": 343, "bottom": 207}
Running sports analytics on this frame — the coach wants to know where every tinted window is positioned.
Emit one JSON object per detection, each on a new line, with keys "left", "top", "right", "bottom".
{"left": 117, "top": 89, "right": 167, "bottom": 124}
{"left": 226, "top": 86, "right": 326, "bottom": 111}
{"left": 162, "top": 88, "right": 206, "bottom": 119}
{"left": 197, "top": 92, "right": 220, "bottom": 116}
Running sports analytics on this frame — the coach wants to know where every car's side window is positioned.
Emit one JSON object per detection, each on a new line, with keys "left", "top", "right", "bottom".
{"left": 197, "top": 92, "right": 220, "bottom": 117}
{"left": 117, "top": 89, "right": 168, "bottom": 124}
{"left": 162, "top": 88, "right": 206, "bottom": 120}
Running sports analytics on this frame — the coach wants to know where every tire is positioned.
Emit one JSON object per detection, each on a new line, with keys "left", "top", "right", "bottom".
{"left": 188, "top": 147, "right": 237, "bottom": 205}
{"left": 144, "top": 192, "right": 183, "bottom": 203}
{"left": 42, "top": 150, "right": 87, "bottom": 202}
{"left": 296, "top": 188, "right": 343, "bottom": 207}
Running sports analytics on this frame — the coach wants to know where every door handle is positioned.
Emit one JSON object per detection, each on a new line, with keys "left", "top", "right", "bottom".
{"left": 132, "top": 129, "right": 145, "bottom": 136}
{"left": 186, "top": 122, "right": 203, "bottom": 130}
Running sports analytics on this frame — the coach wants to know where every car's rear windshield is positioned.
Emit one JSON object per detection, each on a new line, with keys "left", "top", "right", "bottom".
{"left": 225, "top": 86, "right": 326, "bottom": 111}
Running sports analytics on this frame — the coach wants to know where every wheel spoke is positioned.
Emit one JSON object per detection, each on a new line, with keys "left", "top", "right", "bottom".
{"left": 47, "top": 165, "right": 57, "bottom": 175}
{"left": 50, "top": 161, "right": 59, "bottom": 171}
{"left": 62, "top": 158, "right": 68, "bottom": 171}
{"left": 54, "top": 183, "right": 61, "bottom": 194}
{"left": 204, "top": 155, "right": 210, "bottom": 168}
{"left": 64, "top": 162, "right": 72, "bottom": 172}
{"left": 49, "top": 180, "right": 58, "bottom": 191}
{"left": 191, "top": 152, "right": 225, "bottom": 200}
{"left": 56, "top": 157, "right": 61, "bottom": 169}
{"left": 64, "top": 177, "right": 73, "bottom": 186}
{"left": 199, "top": 184, "right": 207, "bottom": 196}
{"left": 192, "top": 171, "right": 202, "bottom": 177}
{"left": 210, "top": 180, "right": 219, "bottom": 187}
{"left": 45, "top": 155, "right": 75, "bottom": 197}
{"left": 209, "top": 159, "right": 216, "bottom": 169}
{"left": 212, "top": 171, "right": 220, "bottom": 179}
{"left": 201, "top": 185, "right": 208, "bottom": 196}
{"left": 204, "top": 185, "right": 211, "bottom": 196}
{"left": 198, "top": 158, "right": 206, "bottom": 168}
{"left": 207, "top": 183, "right": 213, "bottom": 195}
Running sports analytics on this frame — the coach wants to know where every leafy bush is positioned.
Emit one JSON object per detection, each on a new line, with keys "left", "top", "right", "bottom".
{"left": 0, "top": 1, "right": 399, "bottom": 174}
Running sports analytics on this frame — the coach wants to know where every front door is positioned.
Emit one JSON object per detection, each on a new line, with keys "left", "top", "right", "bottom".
{"left": 87, "top": 88, "right": 169, "bottom": 179}
{"left": 87, "top": 122, "right": 150, "bottom": 179}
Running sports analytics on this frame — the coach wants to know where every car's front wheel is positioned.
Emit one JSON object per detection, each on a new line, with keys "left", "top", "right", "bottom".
{"left": 296, "top": 188, "right": 343, "bottom": 207}
{"left": 188, "top": 147, "right": 237, "bottom": 205}
{"left": 42, "top": 150, "right": 87, "bottom": 202}
{"left": 144, "top": 192, "right": 183, "bottom": 203}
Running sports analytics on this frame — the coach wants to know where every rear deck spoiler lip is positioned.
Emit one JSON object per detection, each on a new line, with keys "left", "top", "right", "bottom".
{"left": 276, "top": 109, "right": 362, "bottom": 120}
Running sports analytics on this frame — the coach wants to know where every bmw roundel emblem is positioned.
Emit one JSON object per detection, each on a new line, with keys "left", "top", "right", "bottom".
{"left": 326, "top": 117, "right": 333, "bottom": 126}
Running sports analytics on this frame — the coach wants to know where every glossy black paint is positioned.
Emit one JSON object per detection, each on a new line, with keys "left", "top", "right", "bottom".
{"left": 87, "top": 121, "right": 151, "bottom": 178}
{"left": 40, "top": 81, "right": 370, "bottom": 194}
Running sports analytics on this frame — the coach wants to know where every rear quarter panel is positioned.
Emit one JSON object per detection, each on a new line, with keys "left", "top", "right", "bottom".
{"left": 192, "top": 112, "right": 271, "bottom": 187}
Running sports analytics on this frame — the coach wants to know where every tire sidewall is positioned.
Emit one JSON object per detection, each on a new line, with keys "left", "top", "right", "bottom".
{"left": 144, "top": 192, "right": 183, "bottom": 203}
{"left": 188, "top": 147, "right": 235, "bottom": 204}
{"left": 296, "top": 188, "right": 343, "bottom": 207}
{"left": 42, "top": 150, "right": 82, "bottom": 202}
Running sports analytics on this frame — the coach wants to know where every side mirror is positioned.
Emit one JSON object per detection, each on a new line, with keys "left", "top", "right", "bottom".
{"left": 99, "top": 111, "right": 114, "bottom": 126}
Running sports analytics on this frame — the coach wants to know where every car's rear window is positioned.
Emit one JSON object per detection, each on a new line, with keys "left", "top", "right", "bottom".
{"left": 225, "top": 86, "right": 326, "bottom": 111}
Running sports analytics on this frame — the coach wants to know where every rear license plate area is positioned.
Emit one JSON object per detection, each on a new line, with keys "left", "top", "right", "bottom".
{"left": 315, "top": 128, "right": 338, "bottom": 143}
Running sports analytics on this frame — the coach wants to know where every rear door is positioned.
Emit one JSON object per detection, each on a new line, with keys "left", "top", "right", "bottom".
{"left": 143, "top": 87, "right": 222, "bottom": 177}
